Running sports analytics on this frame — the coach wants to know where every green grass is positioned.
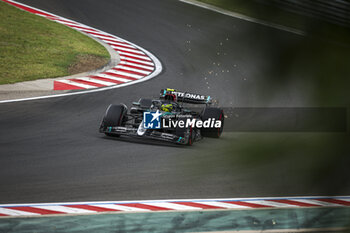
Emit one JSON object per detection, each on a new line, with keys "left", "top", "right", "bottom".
{"left": 0, "top": 1, "right": 109, "bottom": 84}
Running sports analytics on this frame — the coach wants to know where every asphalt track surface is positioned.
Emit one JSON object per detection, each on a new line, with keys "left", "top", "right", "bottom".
{"left": 0, "top": 0, "right": 349, "bottom": 204}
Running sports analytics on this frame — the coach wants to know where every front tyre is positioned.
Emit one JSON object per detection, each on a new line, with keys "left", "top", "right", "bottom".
{"left": 101, "top": 104, "right": 127, "bottom": 137}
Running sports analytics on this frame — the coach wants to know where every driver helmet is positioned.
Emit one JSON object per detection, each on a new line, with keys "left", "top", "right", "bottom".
{"left": 161, "top": 103, "right": 173, "bottom": 112}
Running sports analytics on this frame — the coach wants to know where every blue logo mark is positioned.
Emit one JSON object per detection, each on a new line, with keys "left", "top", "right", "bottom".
{"left": 143, "top": 110, "right": 162, "bottom": 129}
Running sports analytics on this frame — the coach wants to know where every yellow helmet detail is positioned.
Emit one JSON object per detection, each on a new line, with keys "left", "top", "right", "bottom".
{"left": 161, "top": 104, "right": 173, "bottom": 112}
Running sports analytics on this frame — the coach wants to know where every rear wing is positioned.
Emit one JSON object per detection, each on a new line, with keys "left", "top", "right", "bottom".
{"left": 160, "top": 88, "right": 212, "bottom": 104}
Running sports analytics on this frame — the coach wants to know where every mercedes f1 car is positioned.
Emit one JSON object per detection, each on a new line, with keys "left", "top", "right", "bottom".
{"left": 99, "top": 89, "right": 224, "bottom": 145}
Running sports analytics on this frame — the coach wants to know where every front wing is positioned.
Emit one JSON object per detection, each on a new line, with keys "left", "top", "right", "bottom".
{"left": 100, "top": 126, "right": 189, "bottom": 145}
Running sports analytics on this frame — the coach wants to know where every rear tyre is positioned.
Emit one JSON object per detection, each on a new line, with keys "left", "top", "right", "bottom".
{"left": 102, "top": 104, "right": 127, "bottom": 137}
{"left": 200, "top": 107, "right": 224, "bottom": 138}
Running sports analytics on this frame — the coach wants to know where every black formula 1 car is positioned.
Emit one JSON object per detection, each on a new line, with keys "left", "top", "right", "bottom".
{"left": 99, "top": 89, "right": 224, "bottom": 145}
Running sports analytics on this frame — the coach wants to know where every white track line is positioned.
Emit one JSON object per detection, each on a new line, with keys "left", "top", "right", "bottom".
{"left": 179, "top": 0, "right": 305, "bottom": 36}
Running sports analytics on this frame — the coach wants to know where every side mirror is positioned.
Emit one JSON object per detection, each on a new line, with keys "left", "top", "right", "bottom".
{"left": 132, "top": 102, "right": 141, "bottom": 106}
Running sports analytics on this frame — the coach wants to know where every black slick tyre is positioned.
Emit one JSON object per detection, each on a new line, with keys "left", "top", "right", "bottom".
{"left": 200, "top": 107, "right": 224, "bottom": 138}
{"left": 102, "top": 104, "right": 127, "bottom": 137}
